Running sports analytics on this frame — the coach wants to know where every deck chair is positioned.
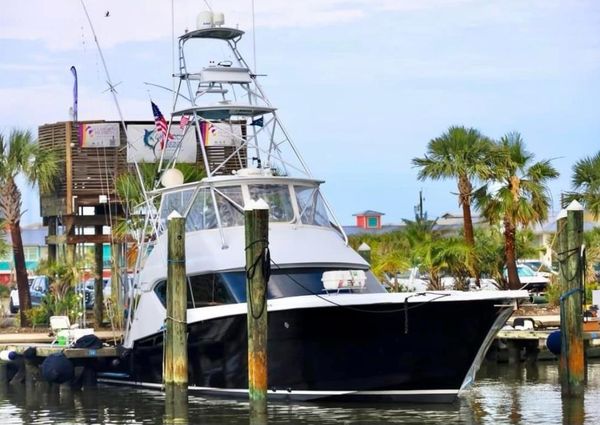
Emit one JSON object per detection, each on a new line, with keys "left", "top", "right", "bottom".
{"left": 50, "top": 316, "right": 94, "bottom": 346}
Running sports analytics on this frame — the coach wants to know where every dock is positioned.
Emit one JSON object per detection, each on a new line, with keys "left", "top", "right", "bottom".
{"left": 0, "top": 331, "right": 122, "bottom": 389}
{"left": 491, "top": 315, "right": 600, "bottom": 363}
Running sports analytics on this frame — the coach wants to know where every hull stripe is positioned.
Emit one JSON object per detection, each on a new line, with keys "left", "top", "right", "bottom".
{"left": 98, "top": 378, "right": 458, "bottom": 396}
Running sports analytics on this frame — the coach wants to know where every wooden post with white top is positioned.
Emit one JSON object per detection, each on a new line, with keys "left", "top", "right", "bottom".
{"left": 245, "top": 199, "right": 270, "bottom": 417}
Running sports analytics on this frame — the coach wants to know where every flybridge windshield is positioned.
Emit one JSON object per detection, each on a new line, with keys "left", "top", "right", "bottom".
{"left": 157, "top": 182, "right": 331, "bottom": 231}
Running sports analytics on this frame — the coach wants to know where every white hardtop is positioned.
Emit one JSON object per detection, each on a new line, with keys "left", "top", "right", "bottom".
{"left": 179, "top": 27, "right": 244, "bottom": 41}
{"left": 148, "top": 172, "right": 324, "bottom": 196}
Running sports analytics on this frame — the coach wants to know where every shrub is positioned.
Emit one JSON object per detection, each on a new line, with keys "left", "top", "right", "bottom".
{"left": 0, "top": 285, "right": 10, "bottom": 298}
{"left": 545, "top": 282, "right": 561, "bottom": 307}
{"left": 24, "top": 291, "right": 84, "bottom": 328}
{"left": 26, "top": 306, "right": 51, "bottom": 326}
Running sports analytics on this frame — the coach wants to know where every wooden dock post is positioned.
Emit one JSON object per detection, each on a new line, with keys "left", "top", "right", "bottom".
{"left": 94, "top": 225, "right": 104, "bottom": 328}
{"left": 245, "top": 200, "right": 269, "bottom": 417}
{"left": 110, "top": 241, "right": 123, "bottom": 328}
{"left": 165, "top": 211, "right": 188, "bottom": 424}
{"left": 559, "top": 201, "right": 585, "bottom": 397}
{"left": 0, "top": 362, "right": 7, "bottom": 385}
{"left": 506, "top": 341, "right": 521, "bottom": 365}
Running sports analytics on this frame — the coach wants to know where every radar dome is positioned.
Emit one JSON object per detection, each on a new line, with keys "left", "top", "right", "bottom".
{"left": 197, "top": 11, "right": 214, "bottom": 29}
{"left": 160, "top": 168, "right": 184, "bottom": 188}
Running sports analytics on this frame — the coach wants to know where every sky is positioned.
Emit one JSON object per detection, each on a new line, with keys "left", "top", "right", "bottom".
{"left": 1, "top": 0, "right": 599, "bottom": 226}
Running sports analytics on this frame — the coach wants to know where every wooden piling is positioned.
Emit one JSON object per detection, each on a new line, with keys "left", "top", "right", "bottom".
{"left": 506, "top": 341, "right": 521, "bottom": 365}
{"left": 165, "top": 211, "right": 188, "bottom": 423}
{"left": 245, "top": 200, "right": 269, "bottom": 416}
{"left": 559, "top": 201, "right": 585, "bottom": 397}
{"left": 94, "top": 226, "right": 104, "bottom": 328}
{"left": 110, "top": 241, "right": 123, "bottom": 327}
{"left": 0, "top": 362, "right": 7, "bottom": 384}
{"left": 47, "top": 217, "right": 57, "bottom": 264}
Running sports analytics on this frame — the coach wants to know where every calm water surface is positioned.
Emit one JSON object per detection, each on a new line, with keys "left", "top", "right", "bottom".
{"left": 1, "top": 360, "right": 599, "bottom": 424}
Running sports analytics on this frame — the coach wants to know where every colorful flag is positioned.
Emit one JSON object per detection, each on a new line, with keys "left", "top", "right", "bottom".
{"left": 70, "top": 66, "right": 78, "bottom": 122}
{"left": 250, "top": 117, "right": 263, "bottom": 127}
{"left": 179, "top": 115, "right": 190, "bottom": 129}
{"left": 200, "top": 121, "right": 216, "bottom": 146}
{"left": 151, "top": 101, "right": 173, "bottom": 149}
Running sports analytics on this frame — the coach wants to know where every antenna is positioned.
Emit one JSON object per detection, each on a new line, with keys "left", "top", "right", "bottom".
{"left": 171, "top": 0, "right": 175, "bottom": 103}
{"left": 251, "top": 0, "right": 257, "bottom": 73}
{"left": 79, "top": 0, "right": 148, "bottom": 200}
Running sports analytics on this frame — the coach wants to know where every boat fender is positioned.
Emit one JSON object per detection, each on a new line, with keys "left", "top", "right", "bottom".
{"left": 546, "top": 330, "right": 561, "bottom": 355}
{"left": 41, "top": 353, "right": 74, "bottom": 384}
{"left": 0, "top": 350, "right": 18, "bottom": 362}
{"left": 23, "top": 346, "right": 37, "bottom": 360}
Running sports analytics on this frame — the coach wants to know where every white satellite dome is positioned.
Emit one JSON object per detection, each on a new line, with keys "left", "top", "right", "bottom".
{"left": 160, "top": 168, "right": 184, "bottom": 188}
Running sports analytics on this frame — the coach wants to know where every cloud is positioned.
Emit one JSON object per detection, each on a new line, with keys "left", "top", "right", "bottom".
{"left": 0, "top": 83, "right": 149, "bottom": 133}
{"left": 0, "top": 0, "right": 515, "bottom": 51}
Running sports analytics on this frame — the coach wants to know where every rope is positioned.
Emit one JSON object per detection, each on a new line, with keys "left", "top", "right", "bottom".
{"left": 557, "top": 245, "right": 585, "bottom": 287}
{"left": 165, "top": 315, "right": 187, "bottom": 324}
{"left": 245, "top": 239, "right": 270, "bottom": 320}
{"left": 560, "top": 287, "right": 582, "bottom": 302}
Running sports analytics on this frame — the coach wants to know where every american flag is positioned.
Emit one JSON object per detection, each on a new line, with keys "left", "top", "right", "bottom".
{"left": 151, "top": 101, "right": 173, "bottom": 149}
{"left": 179, "top": 114, "right": 190, "bottom": 129}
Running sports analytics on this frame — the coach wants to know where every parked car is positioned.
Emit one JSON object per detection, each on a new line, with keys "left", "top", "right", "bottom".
{"left": 517, "top": 259, "right": 557, "bottom": 279}
{"left": 593, "top": 263, "right": 600, "bottom": 283}
{"left": 83, "top": 277, "right": 111, "bottom": 307}
{"left": 504, "top": 264, "right": 550, "bottom": 293}
{"left": 75, "top": 280, "right": 95, "bottom": 309}
{"left": 392, "top": 268, "right": 428, "bottom": 292}
{"left": 9, "top": 275, "right": 49, "bottom": 314}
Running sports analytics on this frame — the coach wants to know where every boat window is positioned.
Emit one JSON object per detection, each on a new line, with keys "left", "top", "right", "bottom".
{"left": 248, "top": 184, "right": 294, "bottom": 222}
{"left": 188, "top": 274, "right": 237, "bottom": 306}
{"left": 294, "top": 186, "right": 330, "bottom": 227}
{"left": 214, "top": 187, "right": 244, "bottom": 227}
{"left": 222, "top": 268, "right": 386, "bottom": 302}
{"left": 154, "top": 268, "right": 385, "bottom": 308}
{"left": 160, "top": 189, "right": 195, "bottom": 223}
{"left": 186, "top": 188, "right": 215, "bottom": 231}
{"left": 154, "top": 274, "right": 236, "bottom": 309}
{"left": 186, "top": 186, "right": 245, "bottom": 230}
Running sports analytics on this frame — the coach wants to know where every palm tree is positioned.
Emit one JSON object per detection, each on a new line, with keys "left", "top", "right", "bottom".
{"left": 404, "top": 220, "right": 473, "bottom": 290}
{"left": 348, "top": 231, "right": 411, "bottom": 288}
{"left": 0, "top": 130, "right": 58, "bottom": 326}
{"left": 475, "top": 132, "right": 558, "bottom": 289}
{"left": 565, "top": 151, "right": 600, "bottom": 219}
{"left": 412, "top": 126, "right": 494, "bottom": 282}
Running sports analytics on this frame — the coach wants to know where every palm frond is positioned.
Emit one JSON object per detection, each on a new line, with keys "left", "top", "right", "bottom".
{"left": 569, "top": 151, "right": 600, "bottom": 219}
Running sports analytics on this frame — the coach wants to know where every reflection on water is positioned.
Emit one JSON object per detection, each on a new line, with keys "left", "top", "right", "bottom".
{"left": 0, "top": 361, "right": 598, "bottom": 424}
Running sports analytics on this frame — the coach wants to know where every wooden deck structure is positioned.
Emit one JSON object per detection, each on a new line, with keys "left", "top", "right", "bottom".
{"left": 38, "top": 120, "right": 247, "bottom": 262}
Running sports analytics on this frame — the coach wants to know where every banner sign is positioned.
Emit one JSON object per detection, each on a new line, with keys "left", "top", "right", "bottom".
{"left": 200, "top": 122, "right": 244, "bottom": 146}
{"left": 126, "top": 124, "right": 197, "bottom": 163}
{"left": 79, "top": 123, "right": 120, "bottom": 148}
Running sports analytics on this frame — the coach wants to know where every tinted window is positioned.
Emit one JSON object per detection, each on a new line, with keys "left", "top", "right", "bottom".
{"left": 154, "top": 273, "right": 236, "bottom": 308}
{"left": 154, "top": 268, "right": 385, "bottom": 307}
{"left": 188, "top": 274, "right": 236, "bottom": 307}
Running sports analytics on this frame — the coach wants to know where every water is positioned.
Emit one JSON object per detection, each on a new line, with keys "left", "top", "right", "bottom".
{"left": 1, "top": 361, "right": 599, "bottom": 424}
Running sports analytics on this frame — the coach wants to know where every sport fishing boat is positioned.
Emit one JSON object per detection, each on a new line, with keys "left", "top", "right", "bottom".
{"left": 102, "top": 12, "right": 528, "bottom": 403}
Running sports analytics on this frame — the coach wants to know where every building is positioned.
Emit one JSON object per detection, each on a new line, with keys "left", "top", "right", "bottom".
{"left": 0, "top": 224, "right": 48, "bottom": 285}
{"left": 433, "top": 212, "right": 488, "bottom": 234}
{"left": 344, "top": 211, "right": 404, "bottom": 236}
